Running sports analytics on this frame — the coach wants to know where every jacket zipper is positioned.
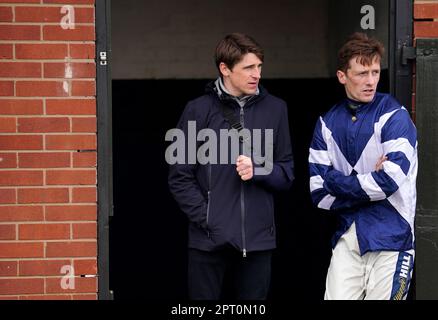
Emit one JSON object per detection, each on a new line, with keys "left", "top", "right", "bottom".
{"left": 206, "top": 164, "right": 212, "bottom": 238}
{"left": 240, "top": 105, "right": 247, "bottom": 258}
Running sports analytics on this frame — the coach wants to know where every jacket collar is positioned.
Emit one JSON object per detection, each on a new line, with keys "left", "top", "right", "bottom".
{"left": 205, "top": 78, "right": 267, "bottom": 108}
{"left": 344, "top": 93, "right": 378, "bottom": 113}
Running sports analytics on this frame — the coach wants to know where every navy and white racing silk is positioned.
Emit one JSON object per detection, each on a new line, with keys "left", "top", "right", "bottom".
{"left": 309, "top": 93, "right": 418, "bottom": 255}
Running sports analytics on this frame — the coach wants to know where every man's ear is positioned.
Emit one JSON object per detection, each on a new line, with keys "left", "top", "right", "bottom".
{"left": 219, "top": 62, "right": 231, "bottom": 77}
{"left": 337, "top": 70, "right": 347, "bottom": 85}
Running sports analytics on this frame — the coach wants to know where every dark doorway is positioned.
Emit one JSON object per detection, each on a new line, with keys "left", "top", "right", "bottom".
{"left": 108, "top": 0, "right": 391, "bottom": 300}
{"left": 110, "top": 74, "right": 389, "bottom": 300}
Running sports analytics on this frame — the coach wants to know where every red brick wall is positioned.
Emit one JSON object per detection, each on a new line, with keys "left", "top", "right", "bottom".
{"left": 414, "top": 1, "right": 438, "bottom": 37}
{"left": 0, "top": 0, "right": 97, "bottom": 300}
{"left": 413, "top": 0, "right": 438, "bottom": 120}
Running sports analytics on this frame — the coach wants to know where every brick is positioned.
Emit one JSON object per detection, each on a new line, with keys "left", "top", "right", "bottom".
{"left": 46, "top": 169, "right": 96, "bottom": 185}
{"left": 18, "top": 188, "right": 69, "bottom": 204}
{"left": 46, "top": 135, "right": 96, "bottom": 150}
{"left": 44, "top": 62, "right": 96, "bottom": 79}
{"left": 46, "top": 277, "right": 97, "bottom": 294}
{"left": 0, "top": 25, "right": 40, "bottom": 41}
{"left": 0, "top": 261, "right": 17, "bottom": 276}
{"left": 72, "top": 222, "right": 96, "bottom": 239}
{"left": 0, "top": 278, "right": 44, "bottom": 295}
{"left": 19, "top": 260, "right": 70, "bottom": 276}
{"left": 0, "top": 135, "right": 43, "bottom": 150}
{"left": 0, "top": 170, "right": 43, "bottom": 186}
{"left": 18, "top": 117, "right": 70, "bottom": 133}
{"left": 0, "top": 224, "right": 15, "bottom": 240}
{"left": 16, "top": 44, "right": 68, "bottom": 60}
{"left": 20, "top": 294, "right": 71, "bottom": 300}
{"left": 0, "top": 81, "right": 13, "bottom": 96}
{"left": 0, "top": 6, "right": 12, "bottom": 22}
{"left": 71, "top": 81, "right": 95, "bottom": 96}
{"left": 45, "top": 205, "right": 96, "bottom": 221}
{"left": 415, "top": 21, "right": 438, "bottom": 38}
{"left": 16, "top": 81, "right": 69, "bottom": 97}
{"left": 43, "top": 26, "right": 95, "bottom": 41}
{"left": 19, "top": 152, "right": 70, "bottom": 168}
{"left": 414, "top": 3, "right": 438, "bottom": 19}
{"left": 72, "top": 294, "right": 96, "bottom": 300}
{"left": 0, "top": 0, "right": 40, "bottom": 2}
{"left": 0, "top": 205, "right": 43, "bottom": 221}
{"left": 46, "top": 99, "right": 96, "bottom": 115}
{"left": 43, "top": 0, "right": 95, "bottom": 4}
{"left": 0, "top": 62, "right": 41, "bottom": 78}
{"left": 0, "top": 189, "right": 16, "bottom": 204}
{"left": 16, "top": 7, "right": 94, "bottom": 23}
{"left": 73, "top": 151, "right": 96, "bottom": 167}
{"left": 0, "top": 296, "right": 18, "bottom": 300}
{"left": 0, "top": 44, "right": 13, "bottom": 59}
{"left": 0, "top": 152, "right": 17, "bottom": 168}
{"left": 0, "top": 242, "right": 44, "bottom": 258}
{"left": 70, "top": 44, "right": 95, "bottom": 59}
{"left": 19, "top": 223, "right": 70, "bottom": 240}
{"left": 0, "top": 99, "right": 43, "bottom": 115}
{"left": 72, "top": 117, "right": 96, "bottom": 133}
{"left": 72, "top": 187, "right": 96, "bottom": 203}
{"left": 73, "top": 259, "right": 96, "bottom": 275}
{"left": 0, "top": 117, "right": 16, "bottom": 132}
{"left": 46, "top": 241, "right": 97, "bottom": 257}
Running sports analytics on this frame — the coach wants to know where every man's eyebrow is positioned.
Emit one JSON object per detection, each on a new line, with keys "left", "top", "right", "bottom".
{"left": 243, "top": 63, "right": 263, "bottom": 68}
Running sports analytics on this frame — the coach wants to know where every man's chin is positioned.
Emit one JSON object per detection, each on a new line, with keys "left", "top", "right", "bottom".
{"left": 245, "top": 89, "right": 257, "bottom": 95}
{"left": 357, "top": 93, "right": 375, "bottom": 103}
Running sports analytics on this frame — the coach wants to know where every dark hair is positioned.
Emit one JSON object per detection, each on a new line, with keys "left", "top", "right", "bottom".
{"left": 337, "top": 32, "right": 384, "bottom": 73}
{"left": 214, "top": 33, "right": 264, "bottom": 72}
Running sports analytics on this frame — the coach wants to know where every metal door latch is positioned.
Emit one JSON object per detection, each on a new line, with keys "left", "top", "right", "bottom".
{"left": 99, "top": 51, "right": 107, "bottom": 66}
{"left": 401, "top": 46, "right": 416, "bottom": 65}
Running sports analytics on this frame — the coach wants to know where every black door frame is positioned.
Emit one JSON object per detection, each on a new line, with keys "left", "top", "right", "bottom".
{"left": 389, "top": 0, "right": 414, "bottom": 112}
{"left": 96, "top": 0, "right": 113, "bottom": 300}
{"left": 95, "top": 0, "right": 415, "bottom": 300}
{"left": 389, "top": 0, "right": 418, "bottom": 299}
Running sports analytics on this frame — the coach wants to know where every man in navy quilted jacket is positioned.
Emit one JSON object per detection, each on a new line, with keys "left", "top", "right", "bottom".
{"left": 168, "top": 33, "right": 294, "bottom": 300}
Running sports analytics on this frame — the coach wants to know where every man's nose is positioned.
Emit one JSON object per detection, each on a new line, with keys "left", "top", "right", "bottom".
{"left": 366, "top": 73, "right": 376, "bottom": 85}
{"left": 252, "top": 68, "right": 261, "bottom": 79}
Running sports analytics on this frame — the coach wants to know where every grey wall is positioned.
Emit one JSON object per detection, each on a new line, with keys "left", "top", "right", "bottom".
{"left": 111, "top": 0, "right": 330, "bottom": 79}
{"left": 111, "top": 0, "right": 389, "bottom": 80}
{"left": 327, "top": 0, "right": 389, "bottom": 75}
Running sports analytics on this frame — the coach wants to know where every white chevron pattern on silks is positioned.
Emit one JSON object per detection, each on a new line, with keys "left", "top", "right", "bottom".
{"left": 353, "top": 108, "right": 399, "bottom": 175}
{"left": 387, "top": 142, "right": 417, "bottom": 243}
{"left": 382, "top": 138, "right": 416, "bottom": 161}
{"left": 315, "top": 108, "right": 416, "bottom": 243}
{"left": 356, "top": 173, "right": 386, "bottom": 201}
{"left": 309, "top": 149, "right": 331, "bottom": 166}
{"left": 309, "top": 175, "right": 324, "bottom": 192}
{"left": 318, "top": 194, "right": 336, "bottom": 210}
{"left": 320, "top": 118, "right": 353, "bottom": 175}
